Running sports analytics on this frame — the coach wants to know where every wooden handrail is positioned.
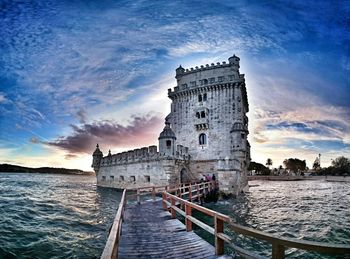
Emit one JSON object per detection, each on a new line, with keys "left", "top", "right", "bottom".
{"left": 162, "top": 183, "right": 350, "bottom": 259}
{"left": 100, "top": 182, "right": 212, "bottom": 258}
{"left": 101, "top": 189, "right": 126, "bottom": 259}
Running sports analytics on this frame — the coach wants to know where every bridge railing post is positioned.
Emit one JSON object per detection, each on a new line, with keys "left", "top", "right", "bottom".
{"left": 170, "top": 197, "right": 176, "bottom": 219}
{"left": 189, "top": 185, "right": 192, "bottom": 202}
{"left": 214, "top": 214, "right": 224, "bottom": 255}
{"left": 272, "top": 242, "right": 285, "bottom": 259}
{"left": 162, "top": 192, "right": 167, "bottom": 210}
{"left": 185, "top": 203, "right": 192, "bottom": 231}
{"left": 196, "top": 183, "right": 200, "bottom": 202}
{"left": 137, "top": 188, "right": 140, "bottom": 204}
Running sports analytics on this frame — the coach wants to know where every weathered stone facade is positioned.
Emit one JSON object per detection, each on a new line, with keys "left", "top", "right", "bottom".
{"left": 92, "top": 55, "right": 250, "bottom": 195}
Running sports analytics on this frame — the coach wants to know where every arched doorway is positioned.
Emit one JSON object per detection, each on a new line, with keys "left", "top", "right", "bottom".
{"left": 180, "top": 168, "right": 188, "bottom": 183}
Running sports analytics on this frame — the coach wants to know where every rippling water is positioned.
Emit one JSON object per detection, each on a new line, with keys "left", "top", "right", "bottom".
{"left": 1, "top": 174, "right": 349, "bottom": 258}
{"left": 204, "top": 180, "right": 350, "bottom": 258}
{"left": 0, "top": 173, "right": 122, "bottom": 258}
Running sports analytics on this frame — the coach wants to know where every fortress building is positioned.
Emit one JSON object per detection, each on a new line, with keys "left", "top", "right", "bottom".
{"left": 92, "top": 55, "right": 250, "bottom": 195}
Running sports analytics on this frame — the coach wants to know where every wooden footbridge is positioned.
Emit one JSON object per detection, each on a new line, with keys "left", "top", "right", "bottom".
{"left": 101, "top": 182, "right": 350, "bottom": 259}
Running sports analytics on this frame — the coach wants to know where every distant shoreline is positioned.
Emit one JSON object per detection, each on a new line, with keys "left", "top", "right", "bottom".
{"left": 0, "top": 163, "right": 94, "bottom": 176}
{"left": 248, "top": 175, "right": 350, "bottom": 182}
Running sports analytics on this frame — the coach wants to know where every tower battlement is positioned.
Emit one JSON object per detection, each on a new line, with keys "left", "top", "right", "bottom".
{"left": 171, "top": 55, "right": 244, "bottom": 96}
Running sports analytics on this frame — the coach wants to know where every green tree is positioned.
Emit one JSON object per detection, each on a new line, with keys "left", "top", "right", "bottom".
{"left": 248, "top": 161, "right": 270, "bottom": 175}
{"left": 331, "top": 156, "right": 350, "bottom": 175}
{"left": 283, "top": 158, "right": 306, "bottom": 174}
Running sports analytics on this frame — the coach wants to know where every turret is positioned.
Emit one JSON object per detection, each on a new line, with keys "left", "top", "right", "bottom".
{"left": 175, "top": 65, "right": 185, "bottom": 79}
{"left": 228, "top": 54, "right": 240, "bottom": 71}
{"left": 92, "top": 144, "right": 103, "bottom": 173}
{"left": 230, "top": 122, "right": 249, "bottom": 158}
{"left": 158, "top": 119, "right": 176, "bottom": 157}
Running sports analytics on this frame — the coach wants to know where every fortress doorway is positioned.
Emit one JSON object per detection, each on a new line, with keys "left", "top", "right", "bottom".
{"left": 180, "top": 168, "right": 189, "bottom": 183}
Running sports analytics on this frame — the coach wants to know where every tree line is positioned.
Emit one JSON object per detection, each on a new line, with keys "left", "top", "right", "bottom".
{"left": 248, "top": 156, "right": 350, "bottom": 176}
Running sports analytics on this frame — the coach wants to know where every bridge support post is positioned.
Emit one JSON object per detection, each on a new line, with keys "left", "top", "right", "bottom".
{"left": 152, "top": 187, "right": 156, "bottom": 201}
{"left": 185, "top": 204, "right": 192, "bottom": 231}
{"left": 272, "top": 242, "right": 285, "bottom": 259}
{"left": 137, "top": 189, "right": 140, "bottom": 204}
{"left": 215, "top": 215, "right": 224, "bottom": 255}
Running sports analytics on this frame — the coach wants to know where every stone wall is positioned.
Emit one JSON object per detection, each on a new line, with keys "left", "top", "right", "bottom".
{"left": 97, "top": 158, "right": 175, "bottom": 189}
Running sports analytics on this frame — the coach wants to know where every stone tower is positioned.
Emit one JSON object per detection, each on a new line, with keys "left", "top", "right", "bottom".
{"left": 167, "top": 54, "right": 250, "bottom": 195}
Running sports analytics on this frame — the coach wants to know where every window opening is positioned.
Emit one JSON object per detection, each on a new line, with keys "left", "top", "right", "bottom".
{"left": 203, "top": 93, "right": 207, "bottom": 101}
{"left": 199, "top": 133, "right": 207, "bottom": 145}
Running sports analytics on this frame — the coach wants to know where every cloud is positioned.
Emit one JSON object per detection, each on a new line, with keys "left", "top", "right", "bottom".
{"left": 46, "top": 114, "right": 163, "bottom": 155}
{"left": 76, "top": 109, "right": 87, "bottom": 124}
{"left": 65, "top": 154, "right": 77, "bottom": 160}
{"left": 29, "top": 136, "right": 40, "bottom": 144}
{"left": 0, "top": 0, "right": 349, "bottom": 170}
{"left": 0, "top": 93, "right": 8, "bottom": 103}
{"left": 249, "top": 104, "right": 350, "bottom": 167}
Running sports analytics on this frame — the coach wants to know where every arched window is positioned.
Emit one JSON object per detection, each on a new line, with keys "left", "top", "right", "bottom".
{"left": 166, "top": 140, "right": 171, "bottom": 149}
{"left": 198, "top": 94, "right": 202, "bottom": 102}
{"left": 199, "top": 133, "right": 207, "bottom": 145}
{"left": 203, "top": 93, "right": 207, "bottom": 101}
{"left": 203, "top": 79, "right": 208, "bottom": 85}
{"left": 200, "top": 111, "right": 205, "bottom": 118}
{"left": 196, "top": 112, "right": 200, "bottom": 118}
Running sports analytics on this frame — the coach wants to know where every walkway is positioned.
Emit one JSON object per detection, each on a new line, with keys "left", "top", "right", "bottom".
{"left": 118, "top": 200, "right": 228, "bottom": 259}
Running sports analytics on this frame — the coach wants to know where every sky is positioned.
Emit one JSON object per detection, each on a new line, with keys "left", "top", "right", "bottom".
{"left": 0, "top": 0, "right": 349, "bottom": 171}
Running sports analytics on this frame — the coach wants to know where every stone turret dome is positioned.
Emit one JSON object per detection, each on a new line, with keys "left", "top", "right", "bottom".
{"left": 158, "top": 119, "right": 176, "bottom": 140}
{"left": 93, "top": 144, "right": 103, "bottom": 156}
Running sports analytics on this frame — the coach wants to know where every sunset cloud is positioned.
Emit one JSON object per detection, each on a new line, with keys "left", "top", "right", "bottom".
{"left": 0, "top": 0, "right": 349, "bottom": 169}
{"left": 46, "top": 115, "right": 163, "bottom": 155}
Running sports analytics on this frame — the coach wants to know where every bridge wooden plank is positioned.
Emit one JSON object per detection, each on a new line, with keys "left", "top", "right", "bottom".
{"left": 118, "top": 199, "right": 221, "bottom": 259}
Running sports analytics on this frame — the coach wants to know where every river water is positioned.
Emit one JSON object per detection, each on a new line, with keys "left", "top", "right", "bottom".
{"left": 204, "top": 180, "right": 350, "bottom": 258}
{"left": 0, "top": 173, "right": 349, "bottom": 258}
{"left": 0, "top": 173, "right": 121, "bottom": 258}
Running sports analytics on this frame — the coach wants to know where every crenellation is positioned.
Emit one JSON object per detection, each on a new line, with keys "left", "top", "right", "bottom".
{"left": 141, "top": 147, "right": 149, "bottom": 158}
{"left": 127, "top": 151, "right": 134, "bottom": 162}
{"left": 149, "top": 145, "right": 157, "bottom": 155}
